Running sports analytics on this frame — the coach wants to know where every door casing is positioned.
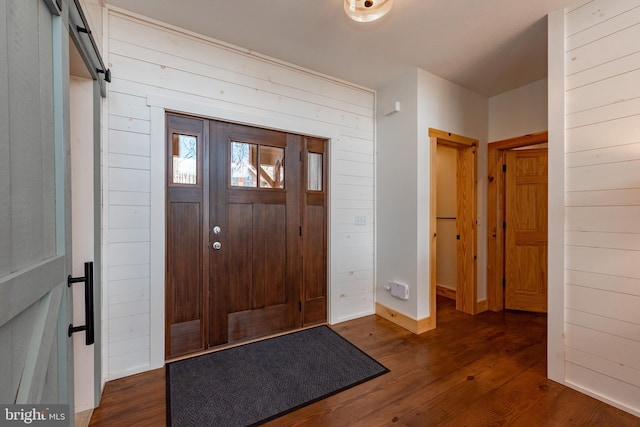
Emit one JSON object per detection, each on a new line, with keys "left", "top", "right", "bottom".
{"left": 486, "top": 131, "right": 549, "bottom": 311}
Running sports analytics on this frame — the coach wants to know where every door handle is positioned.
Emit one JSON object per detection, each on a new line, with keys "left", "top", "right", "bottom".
{"left": 212, "top": 242, "right": 222, "bottom": 250}
{"left": 67, "top": 261, "right": 95, "bottom": 346}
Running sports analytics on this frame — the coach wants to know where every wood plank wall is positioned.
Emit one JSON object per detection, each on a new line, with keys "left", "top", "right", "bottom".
{"left": 564, "top": 0, "right": 640, "bottom": 414}
{"left": 104, "top": 9, "right": 375, "bottom": 379}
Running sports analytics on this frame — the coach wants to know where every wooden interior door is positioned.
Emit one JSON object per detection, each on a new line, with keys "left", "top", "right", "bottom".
{"left": 209, "top": 121, "right": 302, "bottom": 346}
{"left": 455, "top": 144, "right": 477, "bottom": 314}
{"left": 505, "top": 149, "right": 548, "bottom": 312}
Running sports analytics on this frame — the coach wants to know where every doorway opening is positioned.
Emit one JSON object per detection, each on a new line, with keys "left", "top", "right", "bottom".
{"left": 69, "top": 33, "right": 103, "bottom": 420}
{"left": 429, "top": 128, "right": 478, "bottom": 320}
{"left": 165, "top": 113, "right": 328, "bottom": 359}
{"left": 487, "top": 131, "right": 548, "bottom": 312}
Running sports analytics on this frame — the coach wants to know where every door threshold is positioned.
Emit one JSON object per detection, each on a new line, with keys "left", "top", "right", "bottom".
{"left": 166, "top": 323, "right": 329, "bottom": 364}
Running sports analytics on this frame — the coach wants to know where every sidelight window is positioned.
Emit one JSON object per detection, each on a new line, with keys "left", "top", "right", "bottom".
{"left": 308, "top": 152, "right": 323, "bottom": 191}
{"left": 172, "top": 134, "right": 198, "bottom": 184}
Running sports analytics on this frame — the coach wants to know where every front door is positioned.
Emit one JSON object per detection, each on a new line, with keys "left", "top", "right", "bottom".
{"left": 504, "top": 149, "right": 548, "bottom": 312}
{"left": 209, "top": 122, "right": 302, "bottom": 345}
{"left": 165, "top": 115, "right": 328, "bottom": 356}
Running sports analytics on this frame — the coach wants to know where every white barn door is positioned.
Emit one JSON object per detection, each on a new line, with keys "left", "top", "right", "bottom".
{"left": 0, "top": 0, "right": 74, "bottom": 411}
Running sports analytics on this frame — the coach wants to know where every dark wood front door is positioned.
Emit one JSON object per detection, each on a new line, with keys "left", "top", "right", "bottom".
{"left": 166, "top": 114, "right": 327, "bottom": 357}
{"left": 208, "top": 121, "right": 302, "bottom": 346}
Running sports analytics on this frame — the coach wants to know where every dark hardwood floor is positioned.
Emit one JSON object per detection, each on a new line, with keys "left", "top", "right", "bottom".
{"left": 89, "top": 296, "right": 640, "bottom": 426}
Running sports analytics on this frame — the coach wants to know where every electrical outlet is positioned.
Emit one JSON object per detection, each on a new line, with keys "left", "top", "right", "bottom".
{"left": 387, "top": 281, "right": 409, "bottom": 300}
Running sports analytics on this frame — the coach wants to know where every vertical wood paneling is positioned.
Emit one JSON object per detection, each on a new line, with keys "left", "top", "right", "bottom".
{"left": 564, "top": 0, "right": 640, "bottom": 414}
{"left": 105, "top": 9, "right": 374, "bottom": 377}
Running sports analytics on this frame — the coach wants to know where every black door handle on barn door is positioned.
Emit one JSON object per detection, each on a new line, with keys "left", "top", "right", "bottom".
{"left": 67, "top": 261, "right": 95, "bottom": 345}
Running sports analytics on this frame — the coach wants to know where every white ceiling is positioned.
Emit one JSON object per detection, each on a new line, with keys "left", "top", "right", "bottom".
{"left": 104, "top": 0, "right": 574, "bottom": 97}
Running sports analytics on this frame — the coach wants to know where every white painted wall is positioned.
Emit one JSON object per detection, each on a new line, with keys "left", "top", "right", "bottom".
{"left": 103, "top": 7, "right": 375, "bottom": 379}
{"left": 489, "top": 78, "right": 548, "bottom": 142}
{"left": 377, "top": 69, "right": 488, "bottom": 320}
{"left": 548, "top": 0, "right": 640, "bottom": 417}
{"left": 70, "top": 76, "right": 96, "bottom": 413}
{"left": 376, "top": 70, "right": 420, "bottom": 317}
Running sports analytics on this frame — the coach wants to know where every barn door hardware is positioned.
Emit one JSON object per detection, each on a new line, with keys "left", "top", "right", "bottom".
{"left": 67, "top": 261, "right": 95, "bottom": 345}
{"left": 96, "top": 68, "right": 111, "bottom": 83}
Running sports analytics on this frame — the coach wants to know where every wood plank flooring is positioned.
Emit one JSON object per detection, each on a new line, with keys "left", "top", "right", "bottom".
{"left": 89, "top": 297, "right": 640, "bottom": 426}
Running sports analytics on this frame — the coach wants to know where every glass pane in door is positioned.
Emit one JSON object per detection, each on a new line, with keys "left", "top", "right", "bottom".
{"left": 259, "top": 145, "right": 284, "bottom": 189}
{"left": 172, "top": 134, "right": 198, "bottom": 184}
{"left": 230, "top": 141, "right": 258, "bottom": 187}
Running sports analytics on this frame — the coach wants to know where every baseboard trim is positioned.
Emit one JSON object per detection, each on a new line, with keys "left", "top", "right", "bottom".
{"left": 476, "top": 299, "right": 488, "bottom": 313}
{"left": 375, "top": 302, "right": 434, "bottom": 335}
{"left": 436, "top": 285, "right": 456, "bottom": 300}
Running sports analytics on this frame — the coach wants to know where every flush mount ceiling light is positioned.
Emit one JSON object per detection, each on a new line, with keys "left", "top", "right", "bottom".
{"left": 344, "top": 0, "right": 394, "bottom": 23}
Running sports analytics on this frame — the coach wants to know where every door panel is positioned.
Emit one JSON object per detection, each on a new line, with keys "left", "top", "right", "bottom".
{"left": 224, "top": 202, "right": 289, "bottom": 313}
{"left": 505, "top": 149, "right": 548, "bottom": 312}
{"left": 253, "top": 204, "right": 287, "bottom": 307}
{"left": 169, "top": 202, "right": 201, "bottom": 321}
{"left": 455, "top": 145, "right": 477, "bottom": 314}
{"left": 209, "top": 122, "right": 302, "bottom": 346}
{"left": 165, "top": 114, "right": 206, "bottom": 358}
{"left": 0, "top": 0, "right": 72, "bottom": 408}
{"left": 227, "top": 203, "right": 254, "bottom": 313}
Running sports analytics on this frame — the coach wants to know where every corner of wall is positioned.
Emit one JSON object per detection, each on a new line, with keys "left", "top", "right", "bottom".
{"left": 546, "top": 6, "right": 566, "bottom": 384}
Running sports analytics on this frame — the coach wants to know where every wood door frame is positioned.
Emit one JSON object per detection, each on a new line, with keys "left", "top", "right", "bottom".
{"left": 429, "top": 128, "right": 478, "bottom": 316}
{"left": 487, "top": 131, "right": 548, "bottom": 312}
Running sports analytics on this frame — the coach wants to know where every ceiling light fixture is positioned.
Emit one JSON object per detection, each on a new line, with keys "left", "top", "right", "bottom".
{"left": 344, "top": 0, "right": 394, "bottom": 23}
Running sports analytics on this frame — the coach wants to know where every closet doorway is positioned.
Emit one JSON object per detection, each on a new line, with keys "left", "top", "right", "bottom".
{"left": 429, "top": 128, "right": 478, "bottom": 317}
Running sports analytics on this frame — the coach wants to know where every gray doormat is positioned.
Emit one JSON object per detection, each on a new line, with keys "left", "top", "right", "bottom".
{"left": 166, "top": 325, "right": 389, "bottom": 426}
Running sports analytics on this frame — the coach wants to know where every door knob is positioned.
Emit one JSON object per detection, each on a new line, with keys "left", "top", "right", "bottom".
{"left": 213, "top": 226, "right": 221, "bottom": 235}
{"left": 212, "top": 242, "right": 222, "bottom": 250}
